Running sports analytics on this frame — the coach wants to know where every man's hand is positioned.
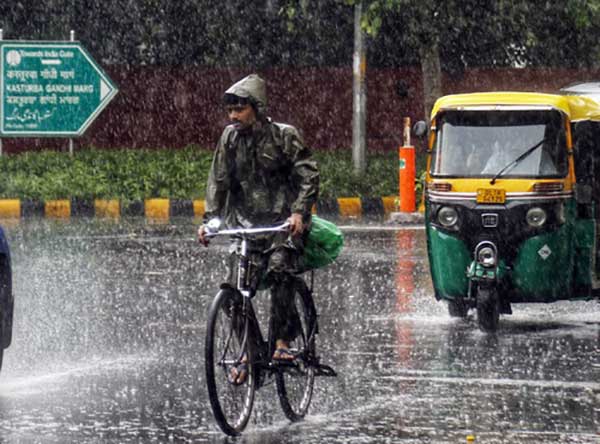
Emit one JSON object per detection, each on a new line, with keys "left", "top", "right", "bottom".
{"left": 287, "top": 213, "right": 304, "bottom": 237}
{"left": 197, "top": 225, "right": 210, "bottom": 247}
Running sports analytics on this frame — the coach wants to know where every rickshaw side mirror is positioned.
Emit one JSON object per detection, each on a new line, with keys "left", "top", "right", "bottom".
{"left": 413, "top": 121, "right": 428, "bottom": 138}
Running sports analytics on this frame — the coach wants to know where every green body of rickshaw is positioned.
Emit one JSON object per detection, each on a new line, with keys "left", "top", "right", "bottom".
{"left": 423, "top": 91, "right": 600, "bottom": 331}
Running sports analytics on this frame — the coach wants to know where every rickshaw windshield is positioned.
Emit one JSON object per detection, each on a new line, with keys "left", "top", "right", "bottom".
{"left": 430, "top": 110, "right": 568, "bottom": 178}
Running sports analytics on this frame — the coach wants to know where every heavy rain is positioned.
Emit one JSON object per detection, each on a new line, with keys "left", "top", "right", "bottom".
{"left": 0, "top": 219, "right": 595, "bottom": 443}
{"left": 0, "top": 1, "right": 599, "bottom": 443}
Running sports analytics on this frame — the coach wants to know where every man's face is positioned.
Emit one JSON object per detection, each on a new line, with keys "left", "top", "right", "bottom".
{"left": 226, "top": 103, "right": 256, "bottom": 132}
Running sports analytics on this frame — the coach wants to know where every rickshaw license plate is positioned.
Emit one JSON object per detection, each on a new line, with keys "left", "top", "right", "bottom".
{"left": 477, "top": 188, "right": 506, "bottom": 204}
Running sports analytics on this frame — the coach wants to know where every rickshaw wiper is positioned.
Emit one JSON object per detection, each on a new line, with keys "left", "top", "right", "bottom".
{"left": 490, "top": 138, "right": 548, "bottom": 185}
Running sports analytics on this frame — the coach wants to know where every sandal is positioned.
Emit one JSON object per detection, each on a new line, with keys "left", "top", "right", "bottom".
{"left": 228, "top": 361, "right": 248, "bottom": 385}
{"left": 272, "top": 348, "right": 297, "bottom": 362}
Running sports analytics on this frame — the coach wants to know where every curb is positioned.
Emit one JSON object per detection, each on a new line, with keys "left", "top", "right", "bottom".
{"left": 0, "top": 196, "right": 419, "bottom": 223}
{"left": 387, "top": 211, "right": 425, "bottom": 225}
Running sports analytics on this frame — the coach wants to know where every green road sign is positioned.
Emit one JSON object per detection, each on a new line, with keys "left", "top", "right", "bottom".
{"left": 0, "top": 41, "right": 118, "bottom": 137}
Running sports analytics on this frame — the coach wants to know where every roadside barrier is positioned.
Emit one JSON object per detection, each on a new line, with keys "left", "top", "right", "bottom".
{"left": 0, "top": 196, "right": 406, "bottom": 222}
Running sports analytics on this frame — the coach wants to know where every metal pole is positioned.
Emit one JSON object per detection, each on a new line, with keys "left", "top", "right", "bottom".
{"left": 352, "top": 1, "right": 367, "bottom": 175}
{"left": 69, "top": 30, "right": 75, "bottom": 155}
{"left": 403, "top": 117, "right": 411, "bottom": 147}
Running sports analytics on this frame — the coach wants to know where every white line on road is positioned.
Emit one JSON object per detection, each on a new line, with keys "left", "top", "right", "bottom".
{"left": 382, "top": 371, "right": 600, "bottom": 391}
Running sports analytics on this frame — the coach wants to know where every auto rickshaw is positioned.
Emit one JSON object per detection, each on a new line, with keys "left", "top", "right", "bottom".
{"left": 419, "top": 91, "right": 600, "bottom": 331}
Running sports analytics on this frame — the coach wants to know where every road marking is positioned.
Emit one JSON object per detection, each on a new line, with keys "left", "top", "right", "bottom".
{"left": 382, "top": 372, "right": 600, "bottom": 391}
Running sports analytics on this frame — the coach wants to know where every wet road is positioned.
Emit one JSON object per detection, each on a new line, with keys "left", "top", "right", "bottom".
{"left": 0, "top": 219, "right": 598, "bottom": 443}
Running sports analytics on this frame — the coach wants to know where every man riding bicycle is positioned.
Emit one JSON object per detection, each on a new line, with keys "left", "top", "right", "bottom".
{"left": 198, "top": 74, "right": 320, "bottom": 383}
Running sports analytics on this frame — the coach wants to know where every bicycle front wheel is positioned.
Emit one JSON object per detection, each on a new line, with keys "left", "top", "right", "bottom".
{"left": 275, "top": 279, "right": 316, "bottom": 421}
{"left": 205, "top": 288, "right": 255, "bottom": 435}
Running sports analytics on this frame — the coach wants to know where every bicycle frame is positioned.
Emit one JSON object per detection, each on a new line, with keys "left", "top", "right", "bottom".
{"left": 206, "top": 220, "right": 334, "bottom": 381}
{"left": 204, "top": 220, "right": 337, "bottom": 435}
{"left": 207, "top": 222, "right": 294, "bottom": 379}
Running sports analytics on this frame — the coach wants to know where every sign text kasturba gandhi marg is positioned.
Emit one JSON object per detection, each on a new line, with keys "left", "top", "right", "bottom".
{"left": 1, "top": 42, "right": 118, "bottom": 136}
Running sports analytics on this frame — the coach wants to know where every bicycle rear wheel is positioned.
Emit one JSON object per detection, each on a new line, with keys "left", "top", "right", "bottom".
{"left": 205, "top": 289, "right": 255, "bottom": 435}
{"left": 275, "top": 279, "right": 316, "bottom": 421}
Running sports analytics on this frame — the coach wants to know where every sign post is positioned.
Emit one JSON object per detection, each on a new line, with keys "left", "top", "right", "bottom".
{"left": 0, "top": 40, "right": 118, "bottom": 138}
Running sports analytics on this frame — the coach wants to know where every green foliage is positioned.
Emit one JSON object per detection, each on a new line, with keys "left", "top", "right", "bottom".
{"left": 3, "top": 0, "right": 599, "bottom": 69}
{"left": 0, "top": 148, "right": 411, "bottom": 202}
{"left": 0, "top": 147, "right": 211, "bottom": 202}
{"left": 314, "top": 150, "right": 399, "bottom": 199}
{"left": 342, "top": 0, "right": 600, "bottom": 70}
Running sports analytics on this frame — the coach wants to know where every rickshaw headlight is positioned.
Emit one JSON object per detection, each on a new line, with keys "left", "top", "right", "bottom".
{"left": 477, "top": 246, "right": 497, "bottom": 267}
{"left": 526, "top": 207, "right": 547, "bottom": 227}
{"left": 438, "top": 206, "right": 458, "bottom": 227}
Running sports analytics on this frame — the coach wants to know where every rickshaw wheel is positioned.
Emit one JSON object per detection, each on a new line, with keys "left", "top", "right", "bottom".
{"left": 476, "top": 287, "right": 499, "bottom": 332}
{"left": 447, "top": 298, "right": 468, "bottom": 318}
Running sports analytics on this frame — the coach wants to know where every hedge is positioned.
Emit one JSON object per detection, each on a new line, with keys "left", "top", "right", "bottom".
{"left": 0, "top": 147, "right": 425, "bottom": 202}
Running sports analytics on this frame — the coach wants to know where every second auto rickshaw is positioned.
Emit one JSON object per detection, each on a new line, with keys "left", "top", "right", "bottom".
{"left": 420, "top": 91, "right": 600, "bottom": 331}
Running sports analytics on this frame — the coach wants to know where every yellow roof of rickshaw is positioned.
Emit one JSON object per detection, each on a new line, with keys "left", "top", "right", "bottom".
{"left": 431, "top": 92, "right": 600, "bottom": 122}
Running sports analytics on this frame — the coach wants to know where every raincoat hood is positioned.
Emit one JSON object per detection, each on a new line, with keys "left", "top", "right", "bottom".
{"left": 224, "top": 74, "right": 267, "bottom": 118}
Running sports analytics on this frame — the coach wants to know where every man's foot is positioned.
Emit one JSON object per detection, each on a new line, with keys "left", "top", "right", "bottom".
{"left": 228, "top": 358, "right": 248, "bottom": 385}
{"left": 273, "top": 340, "right": 296, "bottom": 361}
{"left": 273, "top": 348, "right": 296, "bottom": 361}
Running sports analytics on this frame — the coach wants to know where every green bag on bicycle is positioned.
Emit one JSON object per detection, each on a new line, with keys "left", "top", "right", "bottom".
{"left": 303, "top": 216, "right": 344, "bottom": 270}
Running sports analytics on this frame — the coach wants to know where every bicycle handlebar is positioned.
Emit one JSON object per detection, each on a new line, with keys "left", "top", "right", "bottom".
{"left": 205, "top": 221, "right": 291, "bottom": 238}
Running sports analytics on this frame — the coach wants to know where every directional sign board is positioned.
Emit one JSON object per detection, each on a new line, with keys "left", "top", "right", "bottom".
{"left": 0, "top": 41, "right": 118, "bottom": 137}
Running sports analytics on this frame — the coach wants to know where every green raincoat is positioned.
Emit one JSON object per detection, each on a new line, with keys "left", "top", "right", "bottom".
{"left": 204, "top": 74, "right": 319, "bottom": 228}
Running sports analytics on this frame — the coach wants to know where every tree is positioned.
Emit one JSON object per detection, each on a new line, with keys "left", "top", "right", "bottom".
{"left": 1, "top": 0, "right": 353, "bottom": 67}
{"left": 343, "top": 0, "right": 600, "bottom": 117}
{"left": 519, "top": 1, "right": 600, "bottom": 69}
{"left": 347, "top": 0, "right": 529, "bottom": 118}
{"left": 3, "top": 1, "right": 599, "bottom": 73}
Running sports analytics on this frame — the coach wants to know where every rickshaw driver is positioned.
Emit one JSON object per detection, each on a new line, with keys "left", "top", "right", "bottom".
{"left": 481, "top": 138, "right": 558, "bottom": 176}
{"left": 197, "top": 74, "right": 320, "bottom": 383}
{"left": 481, "top": 140, "right": 507, "bottom": 174}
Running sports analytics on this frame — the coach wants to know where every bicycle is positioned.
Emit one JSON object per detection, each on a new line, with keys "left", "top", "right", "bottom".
{"left": 203, "top": 220, "right": 336, "bottom": 436}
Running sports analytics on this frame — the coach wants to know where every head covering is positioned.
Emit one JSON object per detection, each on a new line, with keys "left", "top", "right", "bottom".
{"left": 223, "top": 74, "right": 267, "bottom": 118}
